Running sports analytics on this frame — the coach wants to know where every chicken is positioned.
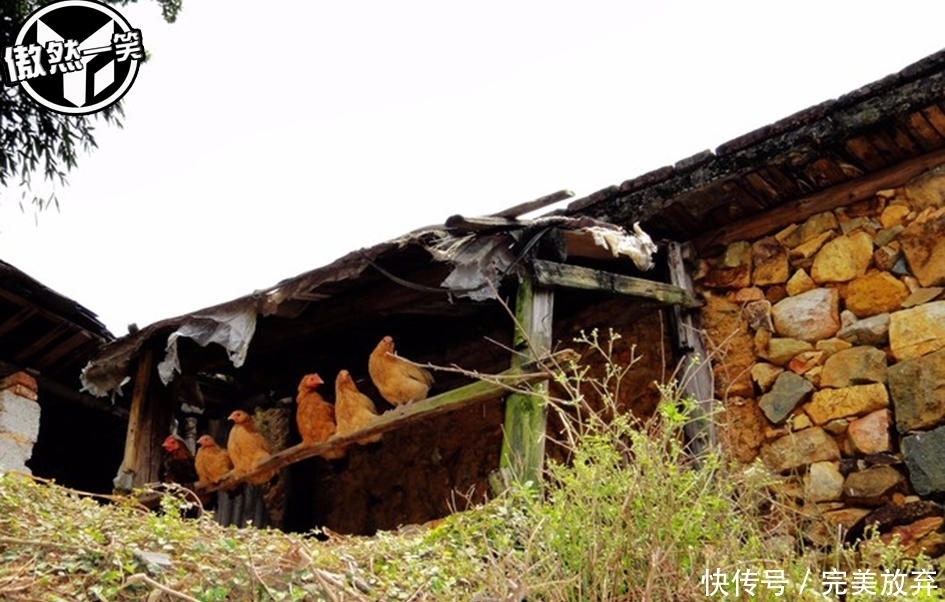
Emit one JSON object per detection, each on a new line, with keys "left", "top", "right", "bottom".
{"left": 368, "top": 335, "right": 434, "bottom": 406}
{"left": 296, "top": 373, "right": 336, "bottom": 444}
{"left": 226, "top": 410, "right": 276, "bottom": 485}
{"left": 334, "top": 369, "right": 381, "bottom": 444}
{"left": 194, "top": 434, "right": 234, "bottom": 486}
{"left": 160, "top": 434, "right": 198, "bottom": 485}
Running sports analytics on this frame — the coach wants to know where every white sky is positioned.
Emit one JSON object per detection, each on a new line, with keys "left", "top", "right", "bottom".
{"left": 1, "top": 1, "right": 943, "bottom": 335}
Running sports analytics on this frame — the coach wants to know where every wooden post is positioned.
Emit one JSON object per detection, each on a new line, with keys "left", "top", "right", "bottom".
{"left": 114, "top": 349, "right": 152, "bottom": 492}
{"left": 498, "top": 274, "right": 554, "bottom": 489}
{"left": 666, "top": 242, "right": 717, "bottom": 459}
{"left": 114, "top": 349, "right": 171, "bottom": 491}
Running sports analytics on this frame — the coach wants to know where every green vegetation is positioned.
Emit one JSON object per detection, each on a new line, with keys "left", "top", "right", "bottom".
{"left": 0, "top": 330, "right": 941, "bottom": 600}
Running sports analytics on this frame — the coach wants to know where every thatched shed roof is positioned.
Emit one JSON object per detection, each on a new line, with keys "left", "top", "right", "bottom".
{"left": 80, "top": 211, "right": 650, "bottom": 398}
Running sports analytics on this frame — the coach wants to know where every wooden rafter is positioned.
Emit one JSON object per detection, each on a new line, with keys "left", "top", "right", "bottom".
{"left": 491, "top": 189, "right": 574, "bottom": 218}
{"left": 693, "top": 147, "right": 945, "bottom": 253}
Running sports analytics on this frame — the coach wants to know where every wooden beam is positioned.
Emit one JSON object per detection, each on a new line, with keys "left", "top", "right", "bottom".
{"left": 531, "top": 259, "right": 702, "bottom": 308}
{"left": 492, "top": 189, "right": 574, "bottom": 218}
{"left": 444, "top": 214, "right": 521, "bottom": 232}
{"left": 693, "top": 147, "right": 945, "bottom": 253}
{"left": 498, "top": 275, "right": 554, "bottom": 489}
{"left": 115, "top": 350, "right": 152, "bottom": 491}
{"left": 199, "top": 349, "right": 577, "bottom": 493}
{"left": 666, "top": 242, "right": 717, "bottom": 460}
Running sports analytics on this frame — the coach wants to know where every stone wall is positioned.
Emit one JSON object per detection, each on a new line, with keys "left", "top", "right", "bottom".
{"left": 0, "top": 372, "right": 41, "bottom": 474}
{"left": 695, "top": 164, "right": 945, "bottom": 551}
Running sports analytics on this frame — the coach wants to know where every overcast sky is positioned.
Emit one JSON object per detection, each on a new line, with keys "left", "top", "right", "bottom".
{"left": 1, "top": 1, "right": 943, "bottom": 336}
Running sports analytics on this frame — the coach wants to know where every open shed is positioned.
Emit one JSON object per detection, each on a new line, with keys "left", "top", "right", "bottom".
{"left": 81, "top": 203, "right": 693, "bottom": 533}
{"left": 81, "top": 49, "right": 945, "bottom": 541}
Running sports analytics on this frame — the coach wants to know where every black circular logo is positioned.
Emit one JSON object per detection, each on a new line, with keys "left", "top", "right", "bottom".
{"left": 2, "top": 0, "right": 144, "bottom": 115}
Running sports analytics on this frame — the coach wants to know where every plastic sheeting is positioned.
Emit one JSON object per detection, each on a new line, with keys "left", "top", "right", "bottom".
{"left": 156, "top": 304, "right": 257, "bottom": 385}
{"left": 80, "top": 299, "right": 258, "bottom": 397}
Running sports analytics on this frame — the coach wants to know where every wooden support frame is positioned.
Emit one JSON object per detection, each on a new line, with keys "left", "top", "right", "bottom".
{"left": 498, "top": 274, "right": 554, "bottom": 489}
{"left": 532, "top": 259, "right": 702, "bottom": 308}
{"left": 198, "top": 349, "right": 576, "bottom": 493}
{"left": 666, "top": 242, "right": 716, "bottom": 458}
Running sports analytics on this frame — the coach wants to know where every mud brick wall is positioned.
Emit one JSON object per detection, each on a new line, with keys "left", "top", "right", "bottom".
{"left": 694, "top": 164, "right": 945, "bottom": 551}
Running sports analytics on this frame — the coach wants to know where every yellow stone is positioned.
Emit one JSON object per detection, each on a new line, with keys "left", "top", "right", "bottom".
{"left": 805, "top": 383, "right": 889, "bottom": 425}
{"left": 786, "top": 269, "right": 816, "bottom": 296}
{"left": 880, "top": 204, "right": 911, "bottom": 229}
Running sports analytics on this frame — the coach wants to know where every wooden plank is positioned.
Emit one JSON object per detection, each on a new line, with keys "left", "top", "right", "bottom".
{"left": 804, "top": 157, "right": 849, "bottom": 189}
{"left": 743, "top": 171, "right": 782, "bottom": 204}
{"left": 694, "top": 147, "right": 945, "bottom": 253}
{"left": 492, "top": 189, "right": 574, "bottom": 218}
{"left": 886, "top": 124, "right": 921, "bottom": 157}
{"left": 755, "top": 165, "right": 801, "bottom": 198}
{"left": 868, "top": 129, "right": 911, "bottom": 164}
{"left": 921, "top": 105, "right": 945, "bottom": 138}
{"left": 34, "top": 330, "right": 93, "bottom": 365}
{"left": 115, "top": 350, "right": 153, "bottom": 490}
{"left": 444, "top": 214, "right": 520, "bottom": 232}
{"left": 531, "top": 259, "right": 702, "bottom": 308}
{"left": 667, "top": 242, "right": 716, "bottom": 460}
{"left": 498, "top": 275, "right": 554, "bottom": 489}
{"left": 844, "top": 136, "right": 887, "bottom": 172}
{"left": 199, "top": 349, "right": 577, "bottom": 493}
{"left": 903, "top": 111, "right": 944, "bottom": 151}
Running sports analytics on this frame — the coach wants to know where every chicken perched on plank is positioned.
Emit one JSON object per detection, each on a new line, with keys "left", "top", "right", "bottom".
{"left": 368, "top": 335, "right": 434, "bottom": 406}
{"left": 160, "top": 434, "right": 198, "bottom": 485}
{"left": 226, "top": 410, "right": 276, "bottom": 485}
{"left": 296, "top": 373, "right": 336, "bottom": 444}
{"left": 194, "top": 434, "right": 234, "bottom": 486}
{"left": 335, "top": 370, "right": 381, "bottom": 444}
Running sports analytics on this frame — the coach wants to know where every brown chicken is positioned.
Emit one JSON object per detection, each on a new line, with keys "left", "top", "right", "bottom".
{"left": 335, "top": 369, "right": 381, "bottom": 444}
{"left": 368, "top": 335, "right": 434, "bottom": 406}
{"left": 296, "top": 373, "right": 336, "bottom": 444}
{"left": 160, "top": 434, "right": 198, "bottom": 485}
{"left": 194, "top": 434, "right": 234, "bottom": 486}
{"left": 226, "top": 410, "right": 276, "bottom": 485}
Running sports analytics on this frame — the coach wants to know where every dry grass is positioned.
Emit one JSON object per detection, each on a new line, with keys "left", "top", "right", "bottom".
{"left": 1, "top": 330, "right": 940, "bottom": 601}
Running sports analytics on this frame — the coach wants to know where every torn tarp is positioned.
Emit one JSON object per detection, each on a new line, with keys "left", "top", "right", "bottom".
{"left": 157, "top": 304, "right": 257, "bottom": 385}
{"left": 80, "top": 298, "right": 259, "bottom": 397}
